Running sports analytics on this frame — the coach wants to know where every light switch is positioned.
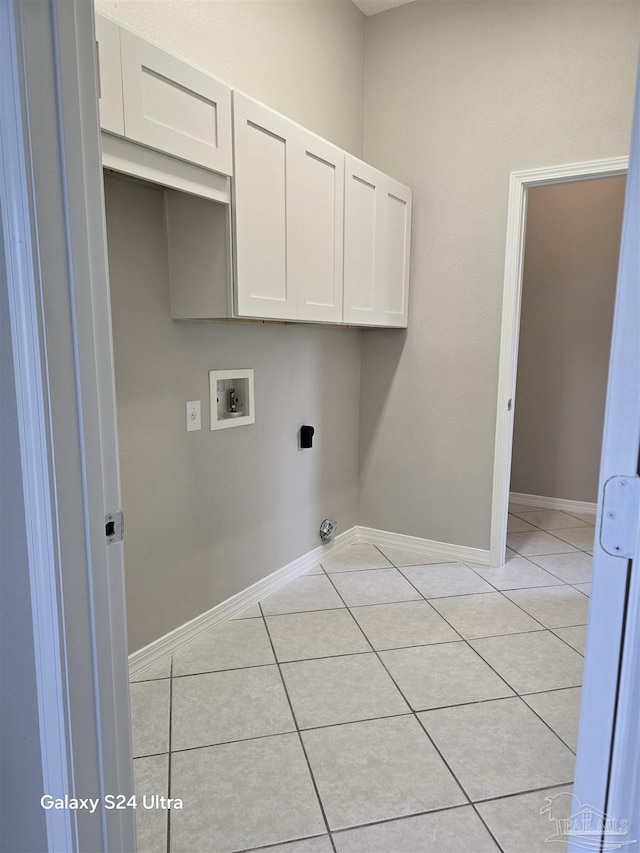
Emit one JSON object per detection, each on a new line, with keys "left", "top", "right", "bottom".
{"left": 186, "top": 400, "right": 201, "bottom": 432}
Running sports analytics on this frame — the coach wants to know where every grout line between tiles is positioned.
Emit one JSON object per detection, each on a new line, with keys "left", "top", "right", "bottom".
{"left": 322, "top": 557, "right": 507, "bottom": 853}
{"left": 259, "top": 601, "right": 338, "bottom": 853}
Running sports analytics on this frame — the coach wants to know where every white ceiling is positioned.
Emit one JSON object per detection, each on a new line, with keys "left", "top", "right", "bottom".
{"left": 352, "top": 0, "right": 416, "bottom": 16}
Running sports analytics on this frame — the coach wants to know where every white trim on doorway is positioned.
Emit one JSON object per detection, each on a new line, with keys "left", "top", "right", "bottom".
{"left": 509, "top": 491, "right": 597, "bottom": 518}
{"left": 489, "top": 156, "right": 628, "bottom": 568}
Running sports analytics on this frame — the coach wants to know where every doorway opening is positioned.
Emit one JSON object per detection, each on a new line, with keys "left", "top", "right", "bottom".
{"left": 489, "top": 157, "right": 628, "bottom": 569}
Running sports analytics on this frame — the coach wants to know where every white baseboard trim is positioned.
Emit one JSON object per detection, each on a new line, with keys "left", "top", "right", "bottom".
{"left": 355, "top": 525, "right": 491, "bottom": 567}
{"left": 128, "top": 525, "right": 359, "bottom": 676}
{"left": 509, "top": 491, "right": 597, "bottom": 517}
{"left": 129, "top": 524, "right": 490, "bottom": 676}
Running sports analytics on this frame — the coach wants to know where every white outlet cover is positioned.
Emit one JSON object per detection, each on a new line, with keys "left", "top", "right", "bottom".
{"left": 186, "top": 400, "right": 201, "bottom": 432}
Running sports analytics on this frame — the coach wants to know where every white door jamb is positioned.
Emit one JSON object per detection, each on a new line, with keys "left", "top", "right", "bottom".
{"left": 489, "top": 155, "right": 628, "bottom": 568}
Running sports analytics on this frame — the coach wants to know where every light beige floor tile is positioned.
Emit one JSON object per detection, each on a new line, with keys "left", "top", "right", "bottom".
{"left": 476, "top": 786, "right": 574, "bottom": 852}
{"left": 321, "top": 542, "right": 391, "bottom": 573}
{"left": 375, "top": 544, "right": 455, "bottom": 568}
{"left": 255, "top": 837, "right": 333, "bottom": 853}
{"left": 400, "top": 562, "right": 494, "bottom": 598}
{"left": 528, "top": 552, "right": 592, "bottom": 584}
{"left": 134, "top": 754, "right": 168, "bottom": 853}
{"left": 302, "top": 564, "right": 325, "bottom": 576}
{"left": 511, "top": 510, "right": 589, "bottom": 530}
{"left": 302, "top": 716, "right": 464, "bottom": 830}
{"left": 551, "top": 527, "right": 596, "bottom": 551}
{"left": 553, "top": 625, "right": 587, "bottom": 655}
{"left": 507, "top": 514, "right": 537, "bottom": 533}
{"left": 430, "top": 593, "right": 542, "bottom": 639}
{"left": 171, "top": 734, "right": 325, "bottom": 853}
{"left": 504, "top": 586, "right": 589, "bottom": 629}
{"left": 350, "top": 601, "right": 458, "bottom": 650}
{"left": 130, "top": 679, "right": 170, "bottom": 758}
{"left": 564, "top": 510, "right": 597, "bottom": 524}
{"left": 420, "top": 698, "right": 575, "bottom": 801}
{"left": 573, "top": 583, "right": 591, "bottom": 597}
{"left": 470, "top": 558, "right": 563, "bottom": 591}
{"left": 261, "top": 575, "right": 345, "bottom": 616}
{"left": 129, "top": 656, "right": 171, "bottom": 683}
{"left": 171, "top": 666, "right": 294, "bottom": 751}
{"left": 281, "top": 653, "right": 408, "bottom": 729}
{"left": 330, "top": 568, "right": 421, "bottom": 607}
{"left": 333, "top": 806, "right": 499, "bottom": 852}
{"left": 228, "top": 602, "right": 262, "bottom": 620}
{"left": 524, "top": 687, "right": 582, "bottom": 751}
{"left": 507, "top": 531, "right": 577, "bottom": 557}
{"left": 266, "top": 609, "right": 371, "bottom": 662}
{"left": 172, "top": 619, "right": 275, "bottom": 676}
{"left": 508, "top": 502, "right": 537, "bottom": 513}
{"left": 470, "top": 631, "right": 583, "bottom": 694}
{"left": 379, "top": 642, "right": 513, "bottom": 710}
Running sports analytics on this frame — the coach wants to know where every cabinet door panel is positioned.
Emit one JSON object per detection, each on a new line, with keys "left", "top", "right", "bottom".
{"left": 343, "top": 160, "right": 379, "bottom": 324}
{"left": 233, "top": 94, "right": 295, "bottom": 319}
{"left": 380, "top": 181, "right": 411, "bottom": 327}
{"left": 293, "top": 132, "right": 344, "bottom": 323}
{"left": 95, "top": 15, "right": 124, "bottom": 136}
{"left": 120, "top": 29, "right": 232, "bottom": 174}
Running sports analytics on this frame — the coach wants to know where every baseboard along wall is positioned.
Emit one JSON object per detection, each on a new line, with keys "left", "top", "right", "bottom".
{"left": 509, "top": 491, "right": 597, "bottom": 517}
{"left": 129, "top": 525, "right": 491, "bottom": 676}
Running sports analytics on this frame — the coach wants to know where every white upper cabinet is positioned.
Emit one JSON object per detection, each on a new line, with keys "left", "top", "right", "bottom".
{"left": 290, "top": 129, "right": 344, "bottom": 323}
{"left": 233, "top": 93, "right": 345, "bottom": 323}
{"left": 95, "top": 17, "right": 411, "bottom": 327}
{"left": 343, "top": 156, "right": 412, "bottom": 327}
{"left": 233, "top": 93, "right": 296, "bottom": 320}
{"left": 119, "top": 28, "right": 232, "bottom": 175}
{"left": 379, "top": 176, "right": 412, "bottom": 327}
{"left": 343, "top": 158, "right": 382, "bottom": 325}
{"left": 95, "top": 15, "right": 124, "bottom": 136}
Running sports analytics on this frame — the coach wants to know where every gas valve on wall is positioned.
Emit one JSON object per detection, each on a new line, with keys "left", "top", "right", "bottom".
{"left": 319, "top": 519, "right": 337, "bottom": 542}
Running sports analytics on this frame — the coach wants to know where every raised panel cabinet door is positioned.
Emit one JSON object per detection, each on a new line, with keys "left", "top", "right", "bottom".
{"left": 291, "top": 128, "right": 344, "bottom": 323}
{"left": 232, "top": 92, "right": 296, "bottom": 320}
{"left": 379, "top": 176, "right": 412, "bottom": 328}
{"left": 95, "top": 15, "right": 124, "bottom": 136}
{"left": 343, "top": 157, "right": 382, "bottom": 325}
{"left": 119, "top": 29, "right": 232, "bottom": 174}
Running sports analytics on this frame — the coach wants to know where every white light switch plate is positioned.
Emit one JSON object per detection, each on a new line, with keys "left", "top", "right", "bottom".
{"left": 186, "top": 400, "right": 201, "bottom": 432}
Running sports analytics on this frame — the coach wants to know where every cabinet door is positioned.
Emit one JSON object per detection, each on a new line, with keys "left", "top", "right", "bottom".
{"left": 120, "top": 29, "right": 232, "bottom": 175}
{"left": 233, "top": 93, "right": 296, "bottom": 320}
{"left": 95, "top": 15, "right": 124, "bottom": 136}
{"left": 291, "top": 130, "right": 344, "bottom": 323}
{"left": 343, "top": 157, "right": 382, "bottom": 325}
{"left": 379, "top": 176, "right": 412, "bottom": 328}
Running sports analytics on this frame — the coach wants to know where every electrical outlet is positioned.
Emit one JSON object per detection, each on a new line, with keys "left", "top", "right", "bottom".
{"left": 186, "top": 400, "right": 201, "bottom": 432}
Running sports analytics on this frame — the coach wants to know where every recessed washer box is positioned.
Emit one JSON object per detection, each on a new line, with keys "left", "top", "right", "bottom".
{"left": 209, "top": 369, "right": 255, "bottom": 430}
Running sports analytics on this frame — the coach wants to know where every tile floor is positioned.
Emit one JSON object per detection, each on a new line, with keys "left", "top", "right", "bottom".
{"left": 130, "top": 507, "right": 594, "bottom": 853}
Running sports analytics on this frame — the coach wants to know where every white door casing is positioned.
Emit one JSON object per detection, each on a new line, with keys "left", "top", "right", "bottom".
{"left": 0, "top": 1, "right": 135, "bottom": 850}
{"left": 489, "top": 154, "right": 628, "bottom": 570}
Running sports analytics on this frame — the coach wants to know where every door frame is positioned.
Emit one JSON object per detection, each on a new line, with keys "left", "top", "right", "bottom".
{"left": 0, "top": 1, "right": 135, "bottom": 850}
{"left": 489, "top": 155, "right": 628, "bottom": 568}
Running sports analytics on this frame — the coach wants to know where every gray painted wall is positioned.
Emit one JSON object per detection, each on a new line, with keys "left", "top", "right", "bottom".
{"left": 510, "top": 176, "right": 626, "bottom": 503}
{"left": 105, "top": 176, "right": 361, "bottom": 651}
{"left": 98, "top": 0, "right": 366, "bottom": 652}
{"left": 359, "top": 1, "right": 639, "bottom": 549}
{"left": 96, "top": 0, "right": 365, "bottom": 158}
{"left": 0, "top": 233, "right": 47, "bottom": 853}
